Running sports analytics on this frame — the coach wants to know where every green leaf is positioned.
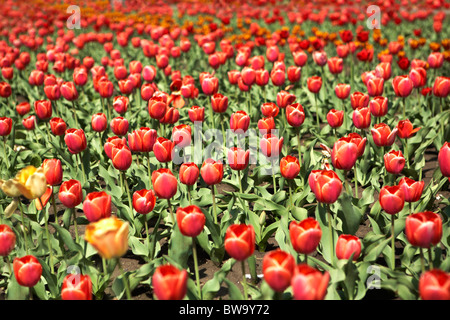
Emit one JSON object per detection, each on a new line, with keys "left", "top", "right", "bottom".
{"left": 224, "top": 278, "right": 244, "bottom": 300}
{"left": 201, "top": 258, "right": 236, "bottom": 300}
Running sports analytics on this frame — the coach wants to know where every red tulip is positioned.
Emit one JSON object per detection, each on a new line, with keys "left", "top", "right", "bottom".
{"left": 224, "top": 224, "right": 255, "bottom": 261}
{"left": 419, "top": 269, "right": 450, "bottom": 300}
{"left": 201, "top": 75, "right": 219, "bottom": 96}
{"left": 432, "top": 76, "right": 450, "bottom": 98}
{"left": 49, "top": 117, "right": 67, "bottom": 136}
{"left": 241, "top": 67, "right": 255, "bottom": 86}
{"left": 276, "top": 90, "right": 296, "bottom": 109}
{"left": 438, "top": 142, "right": 450, "bottom": 177}
{"left": 61, "top": 81, "right": 79, "bottom": 101}
{"left": 392, "top": 75, "right": 413, "bottom": 97}
{"left": 152, "top": 264, "right": 188, "bottom": 300}
{"left": 289, "top": 217, "right": 322, "bottom": 254}
{"left": 371, "top": 123, "right": 398, "bottom": 147}
{"left": 285, "top": 103, "right": 305, "bottom": 127}
{"left": 127, "top": 127, "right": 157, "bottom": 153}
{"left": 396, "top": 119, "right": 420, "bottom": 139}
{"left": 73, "top": 68, "right": 88, "bottom": 87}
{"left": 111, "top": 142, "right": 132, "bottom": 171}
{"left": 200, "top": 158, "right": 224, "bottom": 185}
{"left": 260, "top": 133, "right": 284, "bottom": 158}
{"left": 176, "top": 205, "right": 206, "bottom": 237}
{"left": 210, "top": 93, "right": 228, "bottom": 114}
{"left": 44, "top": 84, "right": 61, "bottom": 101}
{"left": 142, "top": 65, "right": 157, "bottom": 82}
{"left": 257, "top": 117, "right": 276, "bottom": 133}
{"left": 34, "top": 100, "right": 52, "bottom": 120}
{"left": 179, "top": 162, "right": 199, "bottom": 186}
{"left": 153, "top": 137, "right": 174, "bottom": 163}
{"left": 42, "top": 159, "right": 63, "bottom": 186}
{"left": 0, "top": 82, "right": 11, "bottom": 98}
{"left": 61, "top": 274, "right": 92, "bottom": 300}
{"left": 28, "top": 70, "right": 44, "bottom": 86}
{"left": 133, "top": 189, "right": 156, "bottom": 215}
{"left": 172, "top": 124, "right": 191, "bottom": 148}
{"left": 118, "top": 78, "right": 135, "bottom": 95}
{"left": 97, "top": 79, "right": 114, "bottom": 98}
{"left": 331, "top": 137, "right": 358, "bottom": 171}
{"left": 350, "top": 92, "right": 369, "bottom": 110}
{"left": 22, "top": 115, "right": 36, "bottom": 130}
{"left": 308, "top": 169, "right": 343, "bottom": 204}
{"left": 188, "top": 105, "right": 205, "bottom": 122}
{"left": 262, "top": 249, "right": 295, "bottom": 292}
{"left": 307, "top": 76, "right": 322, "bottom": 93}
{"left": 327, "top": 109, "right": 344, "bottom": 128}
{"left": 148, "top": 94, "right": 168, "bottom": 120}
{"left": 64, "top": 128, "right": 87, "bottom": 154}
{"left": 58, "top": 179, "right": 83, "bottom": 208}
{"left": 0, "top": 224, "right": 16, "bottom": 256}
{"left": 91, "top": 113, "right": 108, "bottom": 133}
{"left": 327, "top": 57, "right": 344, "bottom": 74}
{"left": 336, "top": 234, "right": 362, "bottom": 261}
{"left": 270, "top": 68, "right": 285, "bottom": 87}
{"left": 152, "top": 168, "right": 178, "bottom": 199}
{"left": 16, "top": 102, "right": 31, "bottom": 117}
{"left": 369, "top": 96, "right": 388, "bottom": 117}
{"left": 292, "top": 50, "right": 308, "bottom": 66}
{"left": 83, "top": 191, "right": 112, "bottom": 222}
{"left": 427, "top": 52, "right": 444, "bottom": 69}
{"left": 291, "top": 264, "right": 329, "bottom": 300}
{"left": 261, "top": 102, "right": 279, "bottom": 118}
{"left": 409, "top": 67, "right": 427, "bottom": 88}
{"left": 379, "top": 185, "right": 405, "bottom": 215}
{"left": 335, "top": 83, "right": 351, "bottom": 99}
{"left": 230, "top": 110, "right": 250, "bottom": 133}
{"left": 112, "top": 96, "right": 129, "bottom": 115}
{"left": 110, "top": 117, "right": 129, "bottom": 136}
{"left": 366, "top": 77, "right": 384, "bottom": 97}
{"left": 0, "top": 117, "right": 12, "bottom": 136}
{"left": 280, "top": 155, "right": 300, "bottom": 179}
{"left": 312, "top": 51, "right": 327, "bottom": 66}
{"left": 13, "top": 255, "right": 42, "bottom": 287}
{"left": 405, "top": 211, "right": 442, "bottom": 248}
{"left": 352, "top": 107, "right": 371, "bottom": 129}
{"left": 399, "top": 177, "right": 424, "bottom": 203}
{"left": 347, "top": 133, "right": 367, "bottom": 158}
{"left": 287, "top": 66, "right": 301, "bottom": 83}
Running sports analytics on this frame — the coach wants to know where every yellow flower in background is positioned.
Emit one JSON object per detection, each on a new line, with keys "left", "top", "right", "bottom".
{"left": 0, "top": 166, "right": 47, "bottom": 200}
{"left": 0, "top": 165, "right": 47, "bottom": 218}
{"left": 85, "top": 216, "right": 129, "bottom": 260}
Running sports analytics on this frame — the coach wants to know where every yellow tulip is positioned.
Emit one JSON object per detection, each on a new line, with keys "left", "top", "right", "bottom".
{"left": 84, "top": 216, "right": 129, "bottom": 260}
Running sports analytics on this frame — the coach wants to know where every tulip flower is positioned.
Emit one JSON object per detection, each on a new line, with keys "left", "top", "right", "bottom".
{"left": 308, "top": 169, "right": 343, "bottom": 205}
{"left": 289, "top": 218, "right": 322, "bottom": 256}
{"left": 352, "top": 107, "right": 371, "bottom": 129}
{"left": 49, "top": 117, "right": 67, "bottom": 136}
{"left": 153, "top": 137, "right": 174, "bottom": 164}
{"left": 438, "top": 142, "right": 450, "bottom": 177}
{"left": 0, "top": 224, "right": 16, "bottom": 256}
{"left": 34, "top": 100, "right": 52, "bottom": 120}
{"left": 13, "top": 255, "right": 42, "bottom": 289}
{"left": 0, "top": 117, "right": 12, "bottom": 137}
{"left": 112, "top": 96, "right": 129, "bottom": 115}
{"left": 261, "top": 102, "right": 279, "bottom": 118}
{"left": 287, "top": 65, "right": 301, "bottom": 84}
{"left": 327, "top": 57, "right": 343, "bottom": 74}
{"left": 188, "top": 105, "right": 205, "bottom": 122}
{"left": 285, "top": 103, "right": 305, "bottom": 127}
{"left": 291, "top": 264, "right": 329, "bottom": 300}
{"left": 83, "top": 191, "right": 112, "bottom": 222}
{"left": 335, "top": 234, "right": 362, "bottom": 261}
{"left": 16, "top": 102, "right": 31, "bottom": 117}
{"left": 405, "top": 211, "right": 442, "bottom": 249}
{"left": 64, "top": 128, "right": 87, "bottom": 154}
{"left": 224, "top": 224, "right": 255, "bottom": 299}
{"left": 307, "top": 76, "right": 322, "bottom": 94}
{"left": 151, "top": 167, "right": 178, "bottom": 224}
{"left": 148, "top": 94, "right": 168, "bottom": 120}
{"left": 230, "top": 110, "right": 250, "bottom": 134}
{"left": 172, "top": 124, "right": 191, "bottom": 149}
{"left": 58, "top": 179, "right": 83, "bottom": 208}
{"left": 331, "top": 137, "right": 358, "bottom": 171}
{"left": 432, "top": 76, "right": 450, "bottom": 98}
{"left": 152, "top": 264, "right": 188, "bottom": 300}
{"left": 257, "top": 117, "right": 276, "bottom": 133}
{"left": 280, "top": 155, "right": 300, "bottom": 180}
{"left": 132, "top": 189, "right": 156, "bottom": 216}
{"left": 335, "top": 83, "right": 351, "bottom": 100}
{"left": 419, "top": 269, "right": 450, "bottom": 300}
{"left": 42, "top": 159, "right": 62, "bottom": 186}
{"left": 350, "top": 92, "right": 369, "bottom": 110}
{"left": 327, "top": 109, "right": 344, "bottom": 129}
{"left": 104, "top": 136, "right": 127, "bottom": 159}
{"left": 371, "top": 123, "right": 398, "bottom": 148}
{"left": 61, "top": 274, "right": 92, "bottom": 300}
{"left": 210, "top": 93, "right": 228, "bottom": 114}
{"left": 127, "top": 127, "right": 157, "bottom": 154}
{"left": 384, "top": 150, "right": 405, "bottom": 175}
{"left": 262, "top": 249, "right": 295, "bottom": 293}
{"left": 369, "top": 96, "right": 388, "bottom": 118}
{"left": 399, "top": 177, "right": 424, "bottom": 208}
{"left": 366, "top": 77, "right": 384, "bottom": 97}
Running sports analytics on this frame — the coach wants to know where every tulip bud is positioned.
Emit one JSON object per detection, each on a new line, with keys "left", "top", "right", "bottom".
{"left": 13, "top": 255, "right": 42, "bottom": 287}
{"left": 179, "top": 162, "right": 199, "bottom": 186}
{"left": 308, "top": 169, "right": 342, "bottom": 204}
{"left": 307, "top": 76, "right": 322, "bottom": 93}
{"left": 327, "top": 109, "right": 344, "bottom": 128}
{"left": 61, "top": 274, "right": 92, "bottom": 300}
{"left": 336, "top": 234, "right": 362, "bottom": 261}
{"left": 379, "top": 185, "right": 405, "bottom": 215}
{"left": 200, "top": 159, "right": 224, "bottom": 185}
{"left": 34, "top": 100, "right": 52, "bottom": 120}
{"left": 286, "top": 103, "right": 305, "bottom": 127}
{"left": 211, "top": 93, "right": 228, "bottom": 113}
{"left": 91, "top": 113, "right": 108, "bottom": 133}
{"left": 280, "top": 155, "right": 300, "bottom": 179}
{"left": 392, "top": 75, "right": 413, "bottom": 97}
{"left": 133, "top": 189, "right": 156, "bottom": 215}
{"left": 352, "top": 107, "right": 371, "bottom": 129}
{"left": 0, "top": 224, "right": 16, "bottom": 256}
{"left": 331, "top": 137, "right": 358, "bottom": 171}
{"left": 188, "top": 105, "right": 205, "bottom": 122}
{"left": 327, "top": 57, "right": 343, "bottom": 74}
{"left": 262, "top": 249, "right": 295, "bottom": 292}
{"left": 16, "top": 102, "right": 31, "bottom": 117}
{"left": 371, "top": 123, "right": 398, "bottom": 147}
{"left": 230, "top": 110, "right": 250, "bottom": 133}
{"left": 42, "top": 159, "right": 63, "bottom": 186}
{"left": 152, "top": 168, "right": 178, "bottom": 199}
{"left": 152, "top": 264, "right": 188, "bottom": 300}
{"left": 153, "top": 137, "right": 174, "bottom": 163}
{"left": 289, "top": 217, "right": 322, "bottom": 254}
{"left": 405, "top": 211, "right": 442, "bottom": 249}
{"left": 22, "top": 115, "right": 36, "bottom": 130}
{"left": 58, "top": 179, "right": 83, "bottom": 208}
{"left": 111, "top": 142, "right": 132, "bottom": 171}
{"left": 224, "top": 224, "right": 255, "bottom": 261}
{"left": 110, "top": 117, "right": 129, "bottom": 136}
{"left": 260, "top": 133, "right": 284, "bottom": 158}
{"left": 369, "top": 96, "right": 388, "bottom": 118}
{"left": 176, "top": 205, "right": 206, "bottom": 237}
{"left": 64, "top": 128, "right": 87, "bottom": 154}
{"left": 112, "top": 96, "right": 129, "bottom": 115}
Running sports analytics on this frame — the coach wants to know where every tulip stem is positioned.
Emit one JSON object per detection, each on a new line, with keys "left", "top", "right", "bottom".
{"left": 297, "top": 128, "right": 302, "bottom": 163}
{"left": 117, "top": 259, "right": 132, "bottom": 300}
{"left": 192, "top": 237, "right": 202, "bottom": 299}
{"left": 211, "top": 186, "right": 218, "bottom": 224}
{"left": 187, "top": 185, "right": 192, "bottom": 205}
{"left": 241, "top": 260, "right": 249, "bottom": 300}
{"left": 315, "top": 94, "right": 320, "bottom": 131}
{"left": 304, "top": 254, "right": 308, "bottom": 264}
{"left": 72, "top": 101, "right": 79, "bottom": 127}
{"left": 404, "top": 139, "right": 410, "bottom": 169}
{"left": 419, "top": 248, "right": 426, "bottom": 274}
{"left": 391, "top": 214, "right": 396, "bottom": 270}
{"left": 18, "top": 201, "right": 29, "bottom": 254}
{"left": 150, "top": 213, "right": 162, "bottom": 260}
{"left": 354, "top": 166, "right": 358, "bottom": 198}
{"left": 122, "top": 171, "right": 133, "bottom": 220}
{"left": 272, "top": 159, "right": 277, "bottom": 194}
{"left": 428, "top": 247, "right": 433, "bottom": 270}
{"left": 2, "top": 138, "right": 9, "bottom": 168}
{"left": 327, "top": 204, "right": 335, "bottom": 266}
{"left": 71, "top": 208, "right": 79, "bottom": 242}
{"left": 167, "top": 199, "right": 175, "bottom": 225}
{"left": 39, "top": 197, "right": 54, "bottom": 274}
{"left": 78, "top": 153, "right": 86, "bottom": 184}
{"left": 238, "top": 170, "right": 243, "bottom": 193}
{"left": 51, "top": 189, "right": 58, "bottom": 223}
